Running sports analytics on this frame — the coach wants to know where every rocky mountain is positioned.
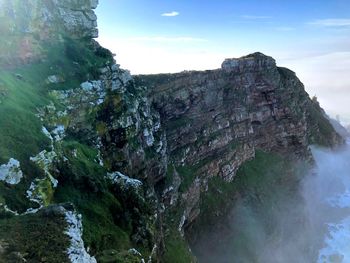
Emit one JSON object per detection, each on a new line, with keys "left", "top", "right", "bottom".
{"left": 0, "top": 1, "right": 344, "bottom": 262}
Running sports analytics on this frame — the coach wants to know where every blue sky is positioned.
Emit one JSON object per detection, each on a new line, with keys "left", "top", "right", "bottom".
{"left": 96, "top": 0, "right": 350, "bottom": 123}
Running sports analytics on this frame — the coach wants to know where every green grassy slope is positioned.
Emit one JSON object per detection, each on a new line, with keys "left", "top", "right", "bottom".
{"left": 0, "top": 35, "right": 152, "bottom": 261}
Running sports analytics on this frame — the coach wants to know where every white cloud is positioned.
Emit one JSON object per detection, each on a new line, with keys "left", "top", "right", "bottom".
{"left": 241, "top": 15, "right": 272, "bottom": 19}
{"left": 161, "top": 11, "right": 179, "bottom": 17}
{"left": 280, "top": 51, "right": 350, "bottom": 122}
{"left": 309, "top": 19, "right": 350, "bottom": 27}
{"left": 127, "top": 36, "right": 208, "bottom": 43}
{"left": 97, "top": 36, "right": 225, "bottom": 75}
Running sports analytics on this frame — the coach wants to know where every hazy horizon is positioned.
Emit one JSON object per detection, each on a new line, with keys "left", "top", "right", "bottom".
{"left": 95, "top": 0, "right": 350, "bottom": 124}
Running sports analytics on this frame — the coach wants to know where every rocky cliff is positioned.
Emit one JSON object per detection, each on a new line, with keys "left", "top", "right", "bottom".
{"left": 0, "top": 0, "right": 98, "bottom": 67}
{"left": 0, "top": 1, "right": 344, "bottom": 263}
{"left": 135, "top": 52, "right": 343, "bottom": 239}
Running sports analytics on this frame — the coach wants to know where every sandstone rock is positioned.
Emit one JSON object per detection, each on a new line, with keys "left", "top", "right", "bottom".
{"left": 221, "top": 52, "right": 276, "bottom": 72}
{"left": 58, "top": 7, "right": 98, "bottom": 38}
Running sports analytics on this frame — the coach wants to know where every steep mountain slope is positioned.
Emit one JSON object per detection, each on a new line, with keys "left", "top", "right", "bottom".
{"left": 0, "top": 1, "right": 343, "bottom": 262}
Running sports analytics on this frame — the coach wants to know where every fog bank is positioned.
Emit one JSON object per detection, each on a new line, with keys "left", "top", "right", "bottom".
{"left": 191, "top": 143, "right": 350, "bottom": 263}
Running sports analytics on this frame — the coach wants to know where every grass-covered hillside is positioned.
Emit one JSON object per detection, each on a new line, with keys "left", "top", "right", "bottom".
{"left": 0, "top": 27, "right": 156, "bottom": 262}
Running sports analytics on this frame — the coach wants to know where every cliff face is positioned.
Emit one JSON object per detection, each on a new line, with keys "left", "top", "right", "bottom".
{"left": 135, "top": 52, "right": 342, "bottom": 233}
{"left": 0, "top": 0, "right": 98, "bottom": 66}
{"left": 0, "top": 0, "right": 98, "bottom": 38}
{"left": 0, "top": 1, "right": 344, "bottom": 263}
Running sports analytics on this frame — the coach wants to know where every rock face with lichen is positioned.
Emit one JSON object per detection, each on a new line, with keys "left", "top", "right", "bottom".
{"left": 0, "top": 158, "right": 23, "bottom": 185}
{"left": 0, "top": 0, "right": 98, "bottom": 38}
{"left": 0, "top": 1, "right": 344, "bottom": 263}
{"left": 135, "top": 52, "right": 343, "bottom": 233}
{"left": 0, "top": 0, "right": 98, "bottom": 66}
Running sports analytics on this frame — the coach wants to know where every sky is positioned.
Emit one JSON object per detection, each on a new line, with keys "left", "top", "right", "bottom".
{"left": 96, "top": 0, "right": 350, "bottom": 123}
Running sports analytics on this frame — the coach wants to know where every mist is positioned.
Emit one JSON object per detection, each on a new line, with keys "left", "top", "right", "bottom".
{"left": 190, "top": 142, "right": 350, "bottom": 263}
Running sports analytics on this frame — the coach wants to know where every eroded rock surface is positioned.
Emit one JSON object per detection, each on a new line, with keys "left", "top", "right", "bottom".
{"left": 137, "top": 52, "right": 343, "bottom": 231}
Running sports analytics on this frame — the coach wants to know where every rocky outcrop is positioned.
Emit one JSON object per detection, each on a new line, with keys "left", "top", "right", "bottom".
{"left": 53, "top": 0, "right": 99, "bottom": 39}
{"left": 221, "top": 52, "right": 276, "bottom": 72}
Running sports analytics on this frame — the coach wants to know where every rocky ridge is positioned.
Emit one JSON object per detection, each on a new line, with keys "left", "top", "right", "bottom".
{"left": 0, "top": 1, "right": 344, "bottom": 263}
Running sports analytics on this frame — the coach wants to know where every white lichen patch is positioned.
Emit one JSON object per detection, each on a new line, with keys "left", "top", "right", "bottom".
{"left": 107, "top": 172, "right": 142, "bottom": 190}
{"left": 95, "top": 138, "right": 104, "bottom": 167}
{"left": 52, "top": 125, "right": 66, "bottom": 141}
{"left": 178, "top": 213, "right": 186, "bottom": 234}
{"left": 97, "top": 151, "right": 104, "bottom": 166}
{"left": 128, "top": 248, "right": 142, "bottom": 257}
{"left": 65, "top": 210, "right": 97, "bottom": 263}
{"left": 27, "top": 150, "right": 59, "bottom": 209}
{"left": 42, "top": 126, "right": 53, "bottom": 143}
{"left": 143, "top": 128, "right": 155, "bottom": 146}
{"left": 80, "top": 81, "right": 94, "bottom": 91}
{"left": 26, "top": 180, "right": 45, "bottom": 207}
{"left": 46, "top": 75, "right": 64, "bottom": 84}
{"left": 26, "top": 175, "right": 57, "bottom": 210}
{"left": 0, "top": 203, "right": 19, "bottom": 216}
{"left": 0, "top": 158, "right": 23, "bottom": 185}
{"left": 30, "top": 150, "right": 58, "bottom": 187}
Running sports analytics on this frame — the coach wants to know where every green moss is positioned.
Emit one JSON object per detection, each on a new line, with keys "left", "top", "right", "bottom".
{"left": 164, "top": 165, "right": 175, "bottom": 186}
{"left": 177, "top": 155, "right": 218, "bottom": 193}
{"left": 194, "top": 151, "right": 298, "bottom": 228}
{"left": 0, "top": 33, "right": 112, "bottom": 174}
{"left": 177, "top": 165, "right": 198, "bottom": 193}
{"left": 54, "top": 184, "right": 131, "bottom": 254}
{"left": 0, "top": 23, "right": 127, "bottom": 261}
{"left": 0, "top": 20, "right": 149, "bottom": 262}
{"left": 53, "top": 140, "right": 152, "bottom": 256}
{"left": 32, "top": 177, "right": 55, "bottom": 207}
{"left": 96, "top": 121, "right": 108, "bottom": 136}
{"left": 163, "top": 229, "right": 196, "bottom": 263}
{"left": 0, "top": 212, "right": 70, "bottom": 263}
{"left": 308, "top": 101, "right": 337, "bottom": 147}
{"left": 166, "top": 117, "right": 191, "bottom": 131}
{"left": 97, "top": 249, "right": 142, "bottom": 263}
{"left": 0, "top": 68, "right": 51, "bottom": 164}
